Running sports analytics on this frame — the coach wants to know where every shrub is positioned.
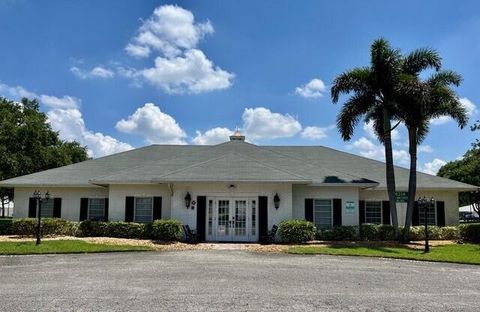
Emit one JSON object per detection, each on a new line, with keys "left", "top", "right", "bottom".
{"left": 42, "top": 218, "right": 78, "bottom": 236}
{"left": 0, "top": 218, "right": 13, "bottom": 235}
{"left": 151, "top": 219, "right": 183, "bottom": 241}
{"left": 331, "top": 226, "right": 358, "bottom": 241}
{"left": 77, "top": 221, "right": 108, "bottom": 237}
{"left": 439, "top": 226, "right": 460, "bottom": 240}
{"left": 359, "top": 224, "right": 380, "bottom": 241}
{"left": 459, "top": 223, "right": 480, "bottom": 243}
{"left": 278, "top": 219, "right": 316, "bottom": 243}
{"left": 105, "top": 222, "right": 147, "bottom": 239}
{"left": 11, "top": 218, "right": 37, "bottom": 236}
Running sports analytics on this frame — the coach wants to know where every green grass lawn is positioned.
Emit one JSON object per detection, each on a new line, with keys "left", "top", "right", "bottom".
{"left": 288, "top": 243, "right": 480, "bottom": 265}
{"left": 0, "top": 240, "right": 154, "bottom": 255}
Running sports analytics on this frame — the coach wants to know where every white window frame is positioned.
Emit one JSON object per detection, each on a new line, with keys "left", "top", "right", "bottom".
{"left": 365, "top": 201, "right": 383, "bottom": 224}
{"left": 313, "top": 199, "right": 333, "bottom": 230}
{"left": 87, "top": 198, "right": 106, "bottom": 221}
{"left": 134, "top": 197, "right": 153, "bottom": 223}
{"left": 419, "top": 202, "right": 437, "bottom": 226}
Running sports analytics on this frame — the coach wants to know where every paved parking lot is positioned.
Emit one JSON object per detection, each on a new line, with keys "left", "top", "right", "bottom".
{"left": 1, "top": 250, "right": 479, "bottom": 311}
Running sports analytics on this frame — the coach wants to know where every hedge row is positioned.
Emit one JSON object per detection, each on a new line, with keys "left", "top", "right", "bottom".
{"left": 277, "top": 220, "right": 480, "bottom": 243}
{"left": 3, "top": 218, "right": 184, "bottom": 241}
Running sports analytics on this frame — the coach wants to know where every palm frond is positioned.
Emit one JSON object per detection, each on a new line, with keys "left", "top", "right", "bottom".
{"left": 427, "top": 70, "right": 462, "bottom": 87}
{"left": 336, "top": 92, "right": 376, "bottom": 141}
{"left": 331, "top": 67, "right": 372, "bottom": 103}
{"left": 402, "top": 48, "right": 441, "bottom": 75}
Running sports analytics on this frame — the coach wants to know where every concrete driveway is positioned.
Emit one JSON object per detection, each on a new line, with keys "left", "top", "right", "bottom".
{"left": 1, "top": 250, "right": 479, "bottom": 311}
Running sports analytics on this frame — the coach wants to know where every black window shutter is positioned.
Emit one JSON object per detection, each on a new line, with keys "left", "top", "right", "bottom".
{"left": 28, "top": 198, "right": 37, "bottom": 218}
{"left": 125, "top": 197, "right": 134, "bottom": 222}
{"left": 258, "top": 196, "right": 268, "bottom": 239}
{"left": 153, "top": 197, "right": 162, "bottom": 220}
{"left": 333, "top": 198, "right": 342, "bottom": 226}
{"left": 436, "top": 201, "right": 445, "bottom": 227}
{"left": 196, "top": 196, "right": 206, "bottom": 242}
{"left": 80, "top": 198, "right": 88, "bottom": 221}
{"left": 382, "top": 201, "right": 390, "bottom": 225}
{"left": 359, "top": 200, "right": 365, "bottom": 224}
{"left": 304, "top": 198, "right": 313, "bottom": 222}
{"left": 104, "top": 198, "right": 109, "bottom": 221}
{"left": 412, "top": 201, "right": 420, "bottom": 226}
{"left": 53, "top": 198, "right": 62, "bottom": 218}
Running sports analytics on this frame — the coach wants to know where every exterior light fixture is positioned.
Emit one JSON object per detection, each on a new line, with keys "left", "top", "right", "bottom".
{"left": 274, "top": 193, "right": 280, "bottom": 209}
{"left": 185, "top": 192, "right": 192, "bottom": 208}
{"left": 32, "top": 190, "right": 50, "bottom": 245}
{"left": 417, "top": 196, "right": 435, "bottom": 253}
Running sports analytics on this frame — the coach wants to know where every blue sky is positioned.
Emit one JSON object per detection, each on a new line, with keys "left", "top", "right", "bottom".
{"left": 0, "top": 0, "right": 478, "bottom": 174}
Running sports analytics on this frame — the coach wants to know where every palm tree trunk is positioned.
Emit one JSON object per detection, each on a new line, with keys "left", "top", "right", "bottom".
{"left": 404, "top": 127, "right": 417, "bottom": 241}
{"left": 383, "top": 107, "right": 399, "bottom": 238}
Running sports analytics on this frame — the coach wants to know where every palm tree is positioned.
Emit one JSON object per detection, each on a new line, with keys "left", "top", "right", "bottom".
{"left": 331, "top": 38, "right": 402, "bottom": 237}
{"left": 397, "top": 69, "right": 467, "bottom": 239}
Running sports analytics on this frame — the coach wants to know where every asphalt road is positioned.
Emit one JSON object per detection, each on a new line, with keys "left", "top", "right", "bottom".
{"left": 0, "top": 251, "right": 479, "bottom": 312}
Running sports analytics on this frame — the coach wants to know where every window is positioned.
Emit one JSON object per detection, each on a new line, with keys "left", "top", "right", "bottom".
{"left": 419, "top": 203, "right": 436, "bottom": 225}
{"left": 314, "top": 199, "right": 332, "bottom": 229}
{"left": 365, "top": 201, "right": 382, "bottom": 224}
{"left": 88, "top": 198, "right": 106, "bottom": 221}
{"left": 40, "top": 199, "right": 54, "bottom": 218}
{"left": 251, "top": 200, "right": 256, "bottom": 236}
{"left": 134, "top": 197, "right": 153, "bottom": 222}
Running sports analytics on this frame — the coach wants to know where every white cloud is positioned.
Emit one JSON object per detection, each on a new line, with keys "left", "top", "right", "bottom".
{"left": 139, "top": 49, "right": 234, "bottom": 94}
{"left": 295, "top": 78, "right": 327, "bottom": 98}
{"left": 418, "top": 145, "right": 433, "bottom": 153}
{"left": 192, "top": 127, "right": 233, "bottom": 145}
{"left": 115, "top": 103, "right": 187, "bottom": 144}
{"left": 0, "top": 82, "right": 37, "bottom": 100}
{"left": 301, "top": 126, "right": 329, "bottom": 140}
{"left": 348, "top": 136, "right": 410, "bottom": 166}
{"left": 119, "top": 5, "right": 233, "bottom": 94}
{"left": 242, "top": 107, "right": 302, "bottom": 140}
{"left": 431, "top": 97, "right": 477, "bottom": 125}
{"left": 71, "top": 66, "right": 115, "bottom": 80}
{"left": 0, "top": 81, "right": 132, "bottom": 158}
{"left": 420, "top": 158, "right": 447, "bottom": 175}
{"left": 39, "top": 95, "right": 81, "bottom": 109}
{"left": 48, "top": 108, "right": 133, "bottom": 158}
{"left": 0, "top": 81, "right": 81, "bottom": 110}
{"left": 125, "top": 5, "right": 213, "bottom": 58}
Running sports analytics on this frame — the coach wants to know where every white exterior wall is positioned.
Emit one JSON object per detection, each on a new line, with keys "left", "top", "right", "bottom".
{"left": 292, "top": 185, "right": 360, "bottom": 226}
{"left": 171, "top": 182, "right": 292, "bottom": 229}
{"left": 360, "top": 189, "right": 459, "bottom": 226}
{"left": 14, "top": 187, "right": 108, "bottom": 220}
{"left": 108, "top": 184, "right": 171, "bottom": 221}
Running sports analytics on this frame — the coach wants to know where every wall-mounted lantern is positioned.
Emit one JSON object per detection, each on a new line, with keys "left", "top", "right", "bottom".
{"left": 274, "top": 193, "right": 280, "bottom": 209}
{"left": 184, "top": 192, "right": 192, "bottom": 208}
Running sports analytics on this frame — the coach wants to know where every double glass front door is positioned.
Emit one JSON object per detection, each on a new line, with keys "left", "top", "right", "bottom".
{"left": 206, "top": 198, "right": 257, "bottom": 242}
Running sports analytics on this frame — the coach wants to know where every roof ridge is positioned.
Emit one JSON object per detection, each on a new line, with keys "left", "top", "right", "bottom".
{"left": 258, "top": 145, "right": 377, "bottom": 183}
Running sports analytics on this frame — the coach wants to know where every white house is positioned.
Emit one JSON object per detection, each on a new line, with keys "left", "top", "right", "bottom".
{"left": 0, "top": 132, "right": 477, "bottom": 242}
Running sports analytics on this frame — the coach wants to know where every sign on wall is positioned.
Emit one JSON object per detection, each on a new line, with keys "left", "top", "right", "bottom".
{"left": 345, "top": 201, "right": 355, "bottom": 214}
{"left": 395, "top": 192, "right": 408, "bottom": 203}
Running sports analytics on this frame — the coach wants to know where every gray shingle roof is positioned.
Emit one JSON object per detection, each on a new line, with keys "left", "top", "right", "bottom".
{"left": 0, "top": 140, "right": 477, "bottom": 190}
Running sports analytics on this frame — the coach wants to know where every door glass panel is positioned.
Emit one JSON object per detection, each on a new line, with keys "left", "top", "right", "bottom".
{"left": 217, "top": 200, "right": 229, "bottom": 236}
{"left": 235, "top": 200, "right": 247, "bottom": 236}
{"left": 208, "top": 200, "right": 213, "bottom": 235}
{"left": 251, "top": 200, "right": 256, "bottom": 236}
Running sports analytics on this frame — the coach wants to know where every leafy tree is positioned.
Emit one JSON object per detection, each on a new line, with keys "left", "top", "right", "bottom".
{"left": 396, "top": 69, "right": 467, "bottom": 239}
{"left": 331, "top": 39, "right": 402, "bottom": 237}
{"left": 0, "top": 97, "right": 89, "bottom": 216}
{"left": 438, "top": 121, "right": 480, "bottom": 206}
